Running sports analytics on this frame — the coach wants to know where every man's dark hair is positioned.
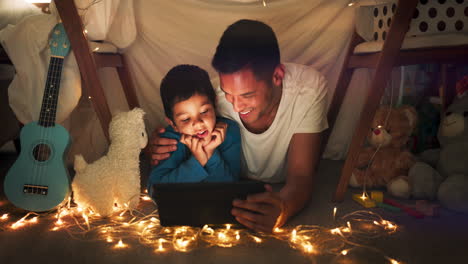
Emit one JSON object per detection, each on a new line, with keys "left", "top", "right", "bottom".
{"left": 212, "top": 19, "right": 280, "bottom": 83}
{"left": 160, "top": 65, "right": 216, "bottom": 121}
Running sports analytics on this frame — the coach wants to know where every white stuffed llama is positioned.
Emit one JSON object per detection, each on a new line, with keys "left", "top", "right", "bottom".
{"left": 72, "top": 108, "right": 148, "bottom": 216}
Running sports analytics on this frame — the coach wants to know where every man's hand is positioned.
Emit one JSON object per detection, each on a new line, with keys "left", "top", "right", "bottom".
{"left": 231, "top": 184, "right": 285, "bottom": 233}
{"left": 149, "top": 127, "right": 178, "bottom": 166}
{"left": 181, "top": 135, "right": 208, "bottom": 166}
{"left": 203, "top": 122, "right": 228, "bottom": 159}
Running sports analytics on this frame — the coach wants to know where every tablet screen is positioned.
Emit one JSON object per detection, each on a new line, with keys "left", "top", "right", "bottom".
{"left": 152, "top": 181, "right": 265, "bottom": 227}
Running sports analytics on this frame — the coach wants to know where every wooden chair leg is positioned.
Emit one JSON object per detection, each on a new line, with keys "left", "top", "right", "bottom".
{"left": 333, "top": 68, "right": 395, "bottom": 202}
{"left": 117, "top": 56, "right": 140, "bottom": 110}
{"left": 332, "top": 0, "right": 418, "bottom": 202}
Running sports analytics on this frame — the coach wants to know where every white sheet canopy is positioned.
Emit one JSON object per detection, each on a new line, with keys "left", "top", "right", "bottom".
{"left": 1, "top": 0, "right": 378, "bottom": 163}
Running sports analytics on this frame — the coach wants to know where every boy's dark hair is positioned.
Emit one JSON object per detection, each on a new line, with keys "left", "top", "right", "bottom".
{"left": 160, "top": 65, "right": 216, "bottom": 121}
{"left": 212, "top": 19, "right": 280, "bottom": 83}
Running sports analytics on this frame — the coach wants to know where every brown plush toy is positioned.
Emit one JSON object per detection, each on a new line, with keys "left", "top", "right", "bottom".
{"left": 349, "top": 106, "right": 418, "bottom": 198}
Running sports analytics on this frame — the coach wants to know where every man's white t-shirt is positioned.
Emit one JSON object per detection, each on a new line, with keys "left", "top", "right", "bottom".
{"left": 216, "top": 63, "right": 328, "bottom": 183}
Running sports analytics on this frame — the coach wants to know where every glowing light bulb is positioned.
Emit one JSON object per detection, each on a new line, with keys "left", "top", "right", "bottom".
{"left": 274, "top": 227, "right": 284, "bottom": 233}
{"left": 252, "top": 236, "right": 262, "bottom": 243}
{"left": 156, "top": 238, "right": 166, "bottom": 252}
{"left": 82, "top": 213, "right": 89, "bottom": 226}
{"left": 11, "top": 221, "right": 24, "bottom": 229}
{"left": 175, "top": 238, "right": 190, "bottom": 251}
{"left": 114, "top": 239, "right": 128, "bottom": 248}
{"left": 218, "top": 232, "right": 227, "bottom": 240}
{"left": 302, "top": 242, "right": 314, "bottom": 253}
{"left": 387, "top": 258, "right": 400, "bottom": 264}
{"left": 291, "top": 229, "right": 297, "bottom": 242}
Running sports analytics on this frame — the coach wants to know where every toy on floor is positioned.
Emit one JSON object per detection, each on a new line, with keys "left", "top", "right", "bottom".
{"left": 410, "top": 95, "right": 468, "bottom": 213}
{"left": 352, "top": 191, "right": 426, "bottom": 218}
{"left": 349, "top": 105, "right": 418, "bottom": 198}
{"left": 72, "top": 108, "right": 148, "bottom": 217}
{"left": 383, "top": 198, "right": 424, "bottom": 219}
{"left": 414, "top": 200, "right": 440, "bottom": 217}
{"left": 352, "top": 193, "right": 376, "bottom": 208}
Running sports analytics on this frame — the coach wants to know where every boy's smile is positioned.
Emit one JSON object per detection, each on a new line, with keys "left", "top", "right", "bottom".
{"left": 167, "top": 93, "right": 216, "bottom": 143}
{"left": 196, "top": 130, "right": 209, "bottom": 139}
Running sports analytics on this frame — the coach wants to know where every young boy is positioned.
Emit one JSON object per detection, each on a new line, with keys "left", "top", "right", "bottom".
{"left": 147, "top": 65, "right": 241, "bottom": 193}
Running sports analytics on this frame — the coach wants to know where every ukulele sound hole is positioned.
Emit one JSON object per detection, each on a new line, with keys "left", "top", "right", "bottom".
{"left": 33, "top": 144, "right": 51, "bottom": 162}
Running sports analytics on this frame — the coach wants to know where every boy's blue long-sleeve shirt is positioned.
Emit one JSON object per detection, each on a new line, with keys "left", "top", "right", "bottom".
{"left": 148, "top": 117, "right": 241, "bottom": 193}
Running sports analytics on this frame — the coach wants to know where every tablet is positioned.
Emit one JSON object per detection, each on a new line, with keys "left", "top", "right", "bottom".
{"left": 151, "top": 181, "right": 266, "bottom": 227}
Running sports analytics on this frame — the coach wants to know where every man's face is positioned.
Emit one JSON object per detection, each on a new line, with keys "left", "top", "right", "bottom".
{"left": 219, "top": 67, "right": 274, "bottom": 127}
{"left": 168, "top": 94, "right": 216, "bottom": 143}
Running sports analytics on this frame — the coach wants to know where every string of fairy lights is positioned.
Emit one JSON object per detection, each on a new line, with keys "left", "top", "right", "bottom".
{"left": 1, "top": 193, "right": 401, "bottom": 263}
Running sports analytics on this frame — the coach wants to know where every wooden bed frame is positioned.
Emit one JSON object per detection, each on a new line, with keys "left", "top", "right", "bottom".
{"left": 55, "top": 0, "right": 140, "bottom": 142}
{"left": 327, "top": 0, "right": 468, "bottom": 202}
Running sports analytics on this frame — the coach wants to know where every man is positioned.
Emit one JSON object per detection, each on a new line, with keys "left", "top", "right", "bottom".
{"left": 150, "top": 19, "right": 328, "bottom": 232}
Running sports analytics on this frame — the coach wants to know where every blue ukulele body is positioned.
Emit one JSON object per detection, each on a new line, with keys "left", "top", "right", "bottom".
{"left": 4, "top": 122, "right": 71, "bottom": 211}
{"left": 4, "top": 23, "right": 73, "bottom": 212}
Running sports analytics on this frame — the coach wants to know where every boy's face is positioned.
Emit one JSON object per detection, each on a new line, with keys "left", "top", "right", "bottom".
{"left": 167, "top": 94, "right": 216, "bottom": 142}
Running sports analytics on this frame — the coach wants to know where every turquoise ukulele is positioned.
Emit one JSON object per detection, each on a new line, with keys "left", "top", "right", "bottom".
{"left": 4, "top": 23, "right": 72, "bottom": 212}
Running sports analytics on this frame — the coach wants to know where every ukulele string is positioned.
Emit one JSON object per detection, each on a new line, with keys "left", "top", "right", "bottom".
{"left": 37, "top": 56, "right": 56, "bottom": 193}
{"left": 36, "top": 57, "right": 52, "bottom": 192}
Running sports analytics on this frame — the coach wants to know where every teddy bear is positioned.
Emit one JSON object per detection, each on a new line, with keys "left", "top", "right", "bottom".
{"left": 409, "top": 95, "right": 468, "bottom": 213}
{"left": 72, "top": 108, "right": 148, "bottom": 217}
{"left": 349, "top": 105, "right": 418, "bottom": 198}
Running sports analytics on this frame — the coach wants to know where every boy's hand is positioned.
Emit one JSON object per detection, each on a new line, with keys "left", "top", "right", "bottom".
{"left": 203, "top": 122, "right": 228, "bottom": 158}
{"left": 181, "top": 135, "right": 208, "bottom": 166}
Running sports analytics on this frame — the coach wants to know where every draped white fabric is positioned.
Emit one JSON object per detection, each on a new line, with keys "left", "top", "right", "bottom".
{"left": 1, "top": 0, "right": 380, "bottom": 163}
{"left": 125, "top": 0, "right": 361, "bottom": 162}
